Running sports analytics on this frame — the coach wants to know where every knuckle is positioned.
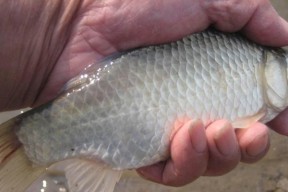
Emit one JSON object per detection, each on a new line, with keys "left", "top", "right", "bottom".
{"left": 200, "top": 0, "right": 255, "bottom": 31}
{"left": 202, "top": 0, "right": 241, "bottom": 14}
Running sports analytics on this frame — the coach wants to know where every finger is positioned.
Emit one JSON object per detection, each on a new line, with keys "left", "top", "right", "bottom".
{"left": 267, "top": 108, "right": 288, "bottom": 136}
{"left": 201, "top": 0, "right": 288, "bottom": 46}
{"left": 242, "top": 0, "right": 288, "bottom": 46}
{"left": 236, "top": 122, "right": 270, "bottom": 163}
{"left": 204, "top": 120, "right": 240, "bottom": 176}
{"left": 137, "top": 119, "right": 208, "bottom": 186}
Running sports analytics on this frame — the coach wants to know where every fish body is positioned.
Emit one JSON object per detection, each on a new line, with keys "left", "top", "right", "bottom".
{"left": 1, "top": 29, "right": 288, "bottom": 191}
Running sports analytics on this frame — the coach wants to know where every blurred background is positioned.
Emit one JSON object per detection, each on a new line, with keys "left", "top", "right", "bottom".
{"left": 1, "top": 1, "right": 288, "bottom": 192}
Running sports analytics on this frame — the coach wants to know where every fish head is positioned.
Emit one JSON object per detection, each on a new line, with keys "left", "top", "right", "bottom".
{"left": 263, "top": 49, "right": 288, "bottom": 111}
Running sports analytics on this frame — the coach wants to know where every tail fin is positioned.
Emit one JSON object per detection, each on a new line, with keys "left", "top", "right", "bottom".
{"left": 0, "top": 118, "right": 45, "bottom": 192}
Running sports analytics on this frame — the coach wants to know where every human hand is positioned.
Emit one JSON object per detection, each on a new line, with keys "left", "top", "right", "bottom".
{"left": 1, "top": 0, "right": 288, "bottom": 110}
{"left": 1, "top": 0, "right": 288, "bottom": 187}
{"left": 134, "top": 0, "right": 288, "bottom": 186}
{"left": 137, "top": 120, "right": 269, "bottom": 186}
{"left": 268, "top": 109, "right": 288, "bottom": 136}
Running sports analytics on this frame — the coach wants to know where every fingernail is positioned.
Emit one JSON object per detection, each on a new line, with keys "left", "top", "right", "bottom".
{"left": 188, "top": 119, "right": 206, "bottom": 153}
{"left": 214, "top": 121, "right": 237, "bottom": 156}
{"left": 247, "top": 133, "right": 269, "bottom": 157}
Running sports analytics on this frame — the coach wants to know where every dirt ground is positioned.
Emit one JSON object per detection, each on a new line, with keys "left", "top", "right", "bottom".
{"left": 1, "top": 1, "right": 288, "bottom": 192}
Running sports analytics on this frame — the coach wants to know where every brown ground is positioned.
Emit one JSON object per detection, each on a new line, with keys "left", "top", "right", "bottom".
{"left": 1, "top": 1, "right": 288, "bottom": 192}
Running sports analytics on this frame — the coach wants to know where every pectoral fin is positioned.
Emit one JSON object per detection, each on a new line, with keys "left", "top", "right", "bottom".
{"left": 48, "top": 159, "right": 122, "bottom": 192}
{"left": 232, "top": 109, "right": 266, "bottom": 129}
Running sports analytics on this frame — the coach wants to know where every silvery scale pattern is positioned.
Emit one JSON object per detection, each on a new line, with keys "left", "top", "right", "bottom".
{"left": 16, "top": 30, "right": 287, "bottom": 169}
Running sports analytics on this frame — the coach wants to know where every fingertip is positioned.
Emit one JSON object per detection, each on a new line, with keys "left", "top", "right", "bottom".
{"left": 211, "top": 120, "right": 239, "bottom": 157}
{"left": 162, "top": 119, "right": 208, "bottom": 186}
{"left": 243, "top": 2, "right": 288, "bottom": 46}
{"left": 187, "top": 119, "right": 207, "bottom": 153}
{"left": 236, "top": 123, "right": 270, "bottom": 163}
{"left": 268, "top": 108, "right": 288, "bottom": 136}
{"left": 137, "top": 120, "right": 209, "bottom": 186}
{"left": 246, "top": 132, "right": 269, "bottom": 162}
{"left": 136, "top": 162, "right": 165, "bottom": 183}
{"left": 205, "top": 120, "right": 240, "bottom": 176}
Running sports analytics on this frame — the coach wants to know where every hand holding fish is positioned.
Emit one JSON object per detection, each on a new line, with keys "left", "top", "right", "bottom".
{"left": 0, "top": 0, "right": 288, "bottom": 191}
{"left": 137, "top": 120, "right": 270, "bottom": 186}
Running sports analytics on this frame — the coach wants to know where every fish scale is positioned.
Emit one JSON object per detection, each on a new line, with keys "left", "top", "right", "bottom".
{"left": 14, "top": 30, "right": 288, "bottom": 172}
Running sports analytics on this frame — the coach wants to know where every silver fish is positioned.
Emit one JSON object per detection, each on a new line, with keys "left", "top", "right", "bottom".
{"left": 1, "top": 29, "right": 288, "bottom": 192}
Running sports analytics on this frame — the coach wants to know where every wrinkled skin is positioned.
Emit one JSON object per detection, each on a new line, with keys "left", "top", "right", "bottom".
{"left": 0, "top": 0, "right": 288, "bottom": 187}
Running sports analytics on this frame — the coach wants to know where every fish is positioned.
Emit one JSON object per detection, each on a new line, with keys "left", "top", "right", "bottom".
{"left": 1, "top": 29, "right": 288, "bottom": 192}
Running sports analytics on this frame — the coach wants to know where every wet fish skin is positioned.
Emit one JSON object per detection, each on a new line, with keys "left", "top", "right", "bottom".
{"left": 16, "top": 29, "right": 288, "bottom": 170}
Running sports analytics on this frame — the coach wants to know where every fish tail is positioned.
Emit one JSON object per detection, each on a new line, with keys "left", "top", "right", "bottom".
{"left": 0, "top": 118, "right": 45, "bottom": 192}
